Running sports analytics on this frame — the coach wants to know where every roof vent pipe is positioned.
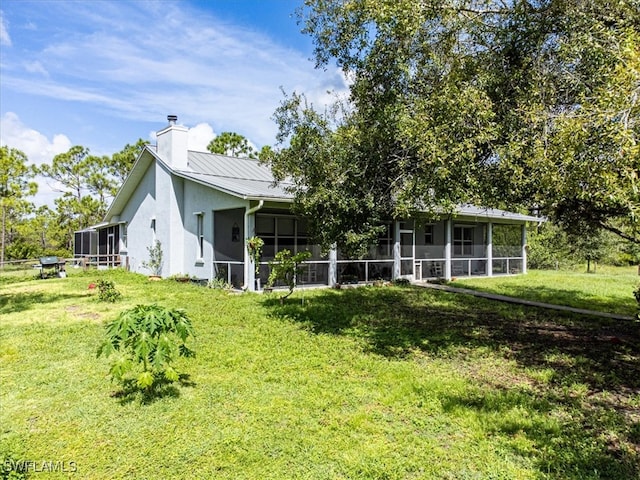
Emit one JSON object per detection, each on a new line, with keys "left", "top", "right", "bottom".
{"left": 167, "top": 115, "right": 178, "bottom": 126}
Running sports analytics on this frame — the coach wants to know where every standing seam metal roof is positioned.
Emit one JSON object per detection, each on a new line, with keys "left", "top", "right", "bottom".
{"left": 178, "top": 150, "right": 540, "bottom": 221}
{"left": 182, "top": 151, "right": 294, "bottom": 200}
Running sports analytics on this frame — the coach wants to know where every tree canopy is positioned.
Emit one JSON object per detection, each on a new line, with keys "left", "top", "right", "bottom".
{"left": 0, "top": 146, "right": 37, "bottom": 264}
{"left": 267, "top": 0, "right": 639, "bottom": 253}
{"left": 110, "top": 139, "right": 149, "bottom": 184}
{"left": 0, "top": 138, "right": 146, "bottom": 260}
{"left": 207, "top": 132, "right": 258, "bottom": 158}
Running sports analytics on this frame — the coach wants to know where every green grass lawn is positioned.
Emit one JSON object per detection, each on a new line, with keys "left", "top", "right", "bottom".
{"left": 1, "top": 269, "right": 638, "bottom": 479}
{"left": 455, "top": 266, "right": 638, "bottom": 317}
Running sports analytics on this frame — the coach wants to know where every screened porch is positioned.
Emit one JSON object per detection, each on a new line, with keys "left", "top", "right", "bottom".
{"left": 212, "top": 210, "right": 528, "bottom": 291}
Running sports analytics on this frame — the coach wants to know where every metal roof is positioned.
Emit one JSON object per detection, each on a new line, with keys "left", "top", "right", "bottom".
{"left": 455, "top": 204, "right": 542, "bottom": 223}
{"left": 181, "top": 151, "right": 294, "bottom": 200}
{"left": 182, "top": 151, "right": 541, "bottom": 221}
{"left": 104, "top": 147, "right": 542, "bottom": 223}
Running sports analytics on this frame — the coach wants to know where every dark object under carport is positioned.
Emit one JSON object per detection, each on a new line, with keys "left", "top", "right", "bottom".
{"left": 39, "top": 256, "right": 66, "bottom": 279}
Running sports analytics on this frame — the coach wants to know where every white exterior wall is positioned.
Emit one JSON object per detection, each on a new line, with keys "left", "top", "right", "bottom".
{"left": 113, "top": 142, "right": 251, "bottom": 280}
{"left": 153, "top": 161, "right": 184, "bottom": 276}
{"left": 181, "top": 180, "right": 248, "bottom": 280}
{"left": 156, "top": 124, "right": 188, "bottom": 170}
{"left": 119, "top": 159, "right": 157, "bottom": 275}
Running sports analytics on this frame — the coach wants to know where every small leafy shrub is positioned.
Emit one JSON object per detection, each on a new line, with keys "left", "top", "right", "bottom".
{"left": 97, "top": 304, "right": 195, "bottom": 392}
{"left": 208, "top": 277, "right": 232, "bottom": 290}
{"left": 0, "top": 454, "right": 28, "bottom": 480}
{"left": 142, "top": 240, "right": 163, "bottom": 276}
{"left": 168, "top": 273, "right": 197, "bottom": 283}
{"left": 246, "top": 236, "right": 264, "bottom": 274}
{"left": 0, "top": 436, "right": 27, "bottom": 480}
{"left": 393, "top": 278, "right": 411, "bottom": 286}
{"left": 267, "top": 249, "right": 312, "bottom": 302}
{"left": 96, "top": 279, "right": 122, "bottom": 302}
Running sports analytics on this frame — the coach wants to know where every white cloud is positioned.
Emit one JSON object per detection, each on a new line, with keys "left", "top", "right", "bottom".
{"left": 0, "top": 112, "right": 71, "bottom": 165}
{"left": 0, "top": 112, "right": 72, "bottom": 207}
{"left": 188, "top": 123, "right": 215, "bottom": 152}
{"left": 0, "top": 11, "right": 11, "bottom": 46}
{"left": 0, "top": 1, "right": 346, "bottom": 147}
{"left": 23, "top": 61, "right": 48, "bottom": 76}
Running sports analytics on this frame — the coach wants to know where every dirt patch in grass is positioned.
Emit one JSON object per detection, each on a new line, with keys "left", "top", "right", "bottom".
{"left": 64, "top": 305, "right": 101, "bottom": 320}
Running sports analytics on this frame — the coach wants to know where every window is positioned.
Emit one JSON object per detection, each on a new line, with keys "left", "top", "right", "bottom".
{"left": 255, "top": 214, "right": 311, "bottom": 260}
{"left": 120, "top": 222, "right": 128, "bottom": 250}
{"left": 424, "top": 225, "right": 434, "bottom": 245}
{"left": 454, "top": 226, "right": 474, "bottom": 256}
{"left": 196, "top": 213, "right": 204, "bottom": 260}
{"left": 375, "top": 224, "right": 393, "bottom": 259}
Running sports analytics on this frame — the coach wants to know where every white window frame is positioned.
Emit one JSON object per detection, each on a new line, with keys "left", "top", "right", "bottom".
{"left": 424, "top": 224, "right": 434, "bottom": 245}
{"left": 453, "top": 225, "right": 474, "bottom": 256}
{"left": 195, "top": 212, "right": 204, "bottom": 261}
{"left": 256, "top": 214, "right": 309, "bottom": 260}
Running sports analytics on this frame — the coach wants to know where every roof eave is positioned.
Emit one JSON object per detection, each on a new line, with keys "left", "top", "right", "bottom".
{"left": 104, "top": 146, "right": 159, "bottom": 221}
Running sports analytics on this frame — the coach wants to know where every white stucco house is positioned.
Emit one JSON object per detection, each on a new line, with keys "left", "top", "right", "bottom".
{"left": 75, "top": 116, "right": 540, "bottom": 291}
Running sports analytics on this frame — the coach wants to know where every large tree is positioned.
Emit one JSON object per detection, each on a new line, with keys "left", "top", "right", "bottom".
{"left": 207, "top": 132, "right": 258, "bottom": 158}
{"left": 0, "top": 146, "right": 37, "bottom": 264}
{"left": 109, "top": 139, "right": 149, "bottom": 184}
{"left": 39, "top": 146, "right": 117, "bottom": 232}
{"left": 268, "top": 0, "right": 639, "bottom": 253}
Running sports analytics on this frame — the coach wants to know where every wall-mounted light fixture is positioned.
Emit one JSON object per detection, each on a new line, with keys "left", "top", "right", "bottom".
{"left": 232, "top": 222, "right": 240, "bottom": 242}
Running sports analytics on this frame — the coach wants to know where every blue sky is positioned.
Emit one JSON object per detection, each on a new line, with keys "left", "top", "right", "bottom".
{"left": 0, "top": 0, "right": 347, "bottom": 206}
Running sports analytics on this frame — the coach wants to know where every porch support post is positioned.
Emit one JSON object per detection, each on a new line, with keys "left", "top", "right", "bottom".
{"left": 243, "top": 212, "right": 255, "bottom": 291}
{"left": 521, "top": 223, "right": 528, "bottom": 274}
{"left": 329, "top": 245, "right": 337, "bottom": 287}
{"left": 243, "top": 200, "right": 264, "bottom": 291}
{"left": 393, "top": 220, "right": 401, "bottom": 279}
{"left": 487, "top": 222, "right": 493, "bottom": 277}
{"left": 444, "top": 218, "right": 452, "bottom": 280}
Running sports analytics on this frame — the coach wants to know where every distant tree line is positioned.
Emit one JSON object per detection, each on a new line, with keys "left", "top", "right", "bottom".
{"left": 0, "top": 140, "right": 147, "bottom": 262}
{"left": 0, "top": 131, "right": 271, "bottom": 262}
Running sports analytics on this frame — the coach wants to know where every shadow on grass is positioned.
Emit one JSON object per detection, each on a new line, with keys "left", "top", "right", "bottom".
{"left": 111, "top": 374, "right": 196, "bottom": 406}
{"left": 265, "top": 286, "right": 640, "bottom": 479}
{"left": 0, "top": 292, "right": 89, "bottom": 315}
{"left": 457, "top": 282, "right": 636, "bottom": 317}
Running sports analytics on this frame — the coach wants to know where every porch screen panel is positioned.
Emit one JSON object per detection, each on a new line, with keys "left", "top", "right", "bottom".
{"left": 213, "top": 209, "right": 245, "bottom": 261}
{"left": 372, "top": 224, "right": 393, "bottom": 260}
{"left": 88, "top": 231, "right": 97, "bottom": 255}
{"left": 98, "top": 229, "right": 107, "bottom": 255}
{"left": 277, "top": 217, "right": 295, "bottom": 255}
{"left": 74, "top": 232, "right": 83, "bottom": 256}
{"left": 256, "top": 214, "right": 316, "bottom": 260}
{"left": 400, "top": 232, "right": 413, "bottom": 258}
{"left": 454, "top": 226, "right": 474, "bottom": 256}
{"left": 401, "top": 260, "right": 413, "bottom": 275}
{"left": 492, "top": 224, "right": 521, "bottom": 257}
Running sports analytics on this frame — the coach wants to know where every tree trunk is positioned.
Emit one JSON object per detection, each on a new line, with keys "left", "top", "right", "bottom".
{"left": 1, "top": 205, "right": 5, "bottom": 268}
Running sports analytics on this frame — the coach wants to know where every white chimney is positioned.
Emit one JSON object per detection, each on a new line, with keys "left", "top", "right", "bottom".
{"left": 156, "top": 115, "right": 189, "bottom": 170}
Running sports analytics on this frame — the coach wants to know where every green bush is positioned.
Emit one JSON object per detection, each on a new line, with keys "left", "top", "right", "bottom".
{"left": 0, "top": 436, "right": 28, "bottom": 480}
{"left": 267, "top": 249, "right": 312, "bottom": 301}
{"left": 97, "top": 304, "right": 195, "bottom": 392}
{"left": 207, "top": 277, "right": 232, "bottom": 290}
{"left": 96, "top": 279, "right": 122, "bottom": 302}
{"left": 142, "top": 240, "right": 163, "bottom": 276}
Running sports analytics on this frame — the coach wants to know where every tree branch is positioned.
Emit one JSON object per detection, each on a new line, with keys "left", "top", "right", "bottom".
{"left": 598, "top": 220, "right": 640, "bottom": 244}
